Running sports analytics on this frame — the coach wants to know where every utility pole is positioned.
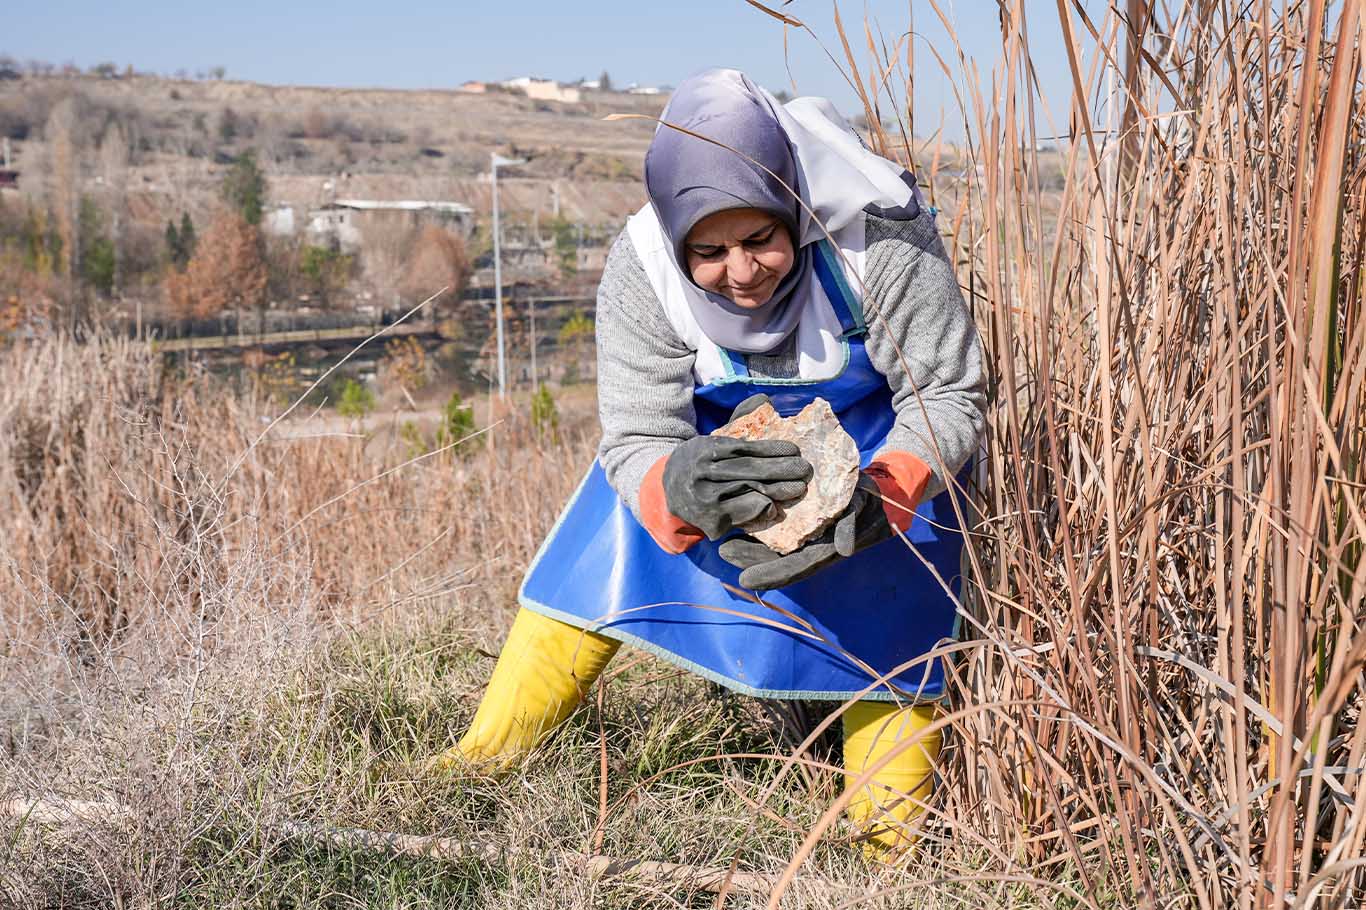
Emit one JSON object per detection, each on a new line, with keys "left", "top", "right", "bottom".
{"left": 491, "top": 153, "right": 526, "bottom": 398}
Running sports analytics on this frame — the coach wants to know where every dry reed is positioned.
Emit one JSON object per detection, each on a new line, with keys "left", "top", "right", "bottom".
{"left": 756, "top": 1, "right": 1366, "bottom": 907}
{"left": 5, "top": 2, "right": 1366, "bottom": 907}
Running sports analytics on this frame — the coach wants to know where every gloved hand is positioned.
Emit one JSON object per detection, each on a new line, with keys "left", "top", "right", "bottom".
{"left": 719, "top": 472, "right": 891, "bottom": 590}
{"left": 662, "top": 394, "right": 812, "bottom": 540}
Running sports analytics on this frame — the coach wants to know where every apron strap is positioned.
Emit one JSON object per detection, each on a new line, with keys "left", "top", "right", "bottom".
{"left": 714, "top": 239, "right": 866, "bottom": 373}
{"left": 812, "top": 240, "right": 867, "bottom": 339}
{"left": 719, "top": 345, "right": 750, "bottom": 379}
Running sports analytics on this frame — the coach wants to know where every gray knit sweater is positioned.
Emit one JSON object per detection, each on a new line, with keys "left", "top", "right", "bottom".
{"left": 595, "top": 211, "right": 986, "bottom": 519}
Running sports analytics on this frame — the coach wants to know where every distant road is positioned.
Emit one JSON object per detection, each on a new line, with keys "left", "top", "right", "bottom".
{"left": 151, "top": 321, "right": 434, "bottom": 353}
{"left": 149, "top": 295, "right": 594, "bottom": 353}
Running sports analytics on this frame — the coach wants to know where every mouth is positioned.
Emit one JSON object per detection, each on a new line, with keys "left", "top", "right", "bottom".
{"left": 729, "top": 277, "right": 772, "bottom": 294}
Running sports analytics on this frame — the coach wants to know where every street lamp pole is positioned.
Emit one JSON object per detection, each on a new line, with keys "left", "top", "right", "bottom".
{"left": 490, "top": 153, "right": 526, "bottom": 398}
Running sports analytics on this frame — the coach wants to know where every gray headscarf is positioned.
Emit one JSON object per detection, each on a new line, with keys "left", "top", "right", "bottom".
{"left": 644, "top": 69, "right": 811, "bottom": 354}
{"left": 644, "top": 68, "right": 922, "bottom": 354}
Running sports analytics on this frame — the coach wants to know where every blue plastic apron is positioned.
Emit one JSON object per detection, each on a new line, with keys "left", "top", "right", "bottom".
{"left": 520, "top": 240, "right": 966, "bottom": 701}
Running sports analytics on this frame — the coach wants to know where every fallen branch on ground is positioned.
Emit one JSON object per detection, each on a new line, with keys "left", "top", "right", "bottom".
{"left": 1, "top": 796, "right": 788, "bottom": 896}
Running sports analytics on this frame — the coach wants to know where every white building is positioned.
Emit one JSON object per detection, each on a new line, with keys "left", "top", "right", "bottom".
{"left": 306, "top": 199, "right": 475, "bottom": 253}
{"left": 500, "top": 76, "right": 581, "bottom": 104}
{"left": 263, "top": 204, "right": 296, "bottom": 237}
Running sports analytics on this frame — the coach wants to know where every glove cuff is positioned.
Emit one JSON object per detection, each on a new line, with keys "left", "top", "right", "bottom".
{"left": 639, "top": 455, "right": 705, "bottom": 554}
{"left": 866, "top": 451, "right": 932, "bottom": 534}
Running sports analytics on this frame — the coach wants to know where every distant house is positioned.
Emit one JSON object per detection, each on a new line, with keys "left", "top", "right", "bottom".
{"left": 458, "top": 80, "right": 487, "bottom": 94}
{"left": 263, "top": 204, "right": 296, "bottom": 237}
{"left": 306, "top": 199, "right": 475, "bottom": 253}
{"left": 500, "top": 76, "right": 581, "bottom": 104}
{"left": 626, "top": 84, "right": 664, "bottom": 96}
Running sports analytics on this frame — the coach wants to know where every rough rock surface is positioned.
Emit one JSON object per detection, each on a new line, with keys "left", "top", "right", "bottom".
{"left": 713, "top": 398, "right": 860, "bottom": 554}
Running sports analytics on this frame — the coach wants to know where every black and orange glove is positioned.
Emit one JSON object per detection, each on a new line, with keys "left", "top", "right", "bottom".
{"left": 719, "top": 451, "right": 932, "bottom": 590}
{"left": 638, "top": 395, "right": 812, "bottom": 553}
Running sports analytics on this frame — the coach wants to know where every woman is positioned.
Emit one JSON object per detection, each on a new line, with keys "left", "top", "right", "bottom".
{"left": 436, "top": 68, "right": 986, "bottom": 853}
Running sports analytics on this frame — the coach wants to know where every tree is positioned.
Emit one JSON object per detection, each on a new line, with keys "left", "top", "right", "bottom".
{"left": 179, "top": 212, "right": 197, "bottom": 260}
{"left": 220, "top": 149, "right": 267, "bottom": 225}
{"left": 335, "top": 378, "right": 375, "bottom": 418}
{"left": 598, "top": 70, "right": 613, "bottom": 92}
{"left": 398, "top": 226, "right": 470, "bottom": 306}
{"left": 381, "top": 337, "right": 430, "bottom": 393}
{"left": 435, "top": 390, "right": 478, "bottom": 454}
{"left": 46, "top": 100, "right": 78, "bottom": 280}
{"left": 165, "top": 213, "right": 196, "bottom": 269}
{"left": 164, "top": 211, "right": 266, "bottom": 319}
{"left": 298, "top": 244, "right": 354, "bottom": 307}
{"left": 165, "top": 220, "right": 182, "bottom": 267}
{"left": 548, "top": 217, "right": 578, "bottom": 279}
{"left": 557, "top": 310, "right": 595, "bottom": 383}
{"left": 78, "top": 197, "right": 115, "bottom": 295}
{"left": 531, "top": 383, "right": 559, "bottom": 438}
{"left": 21, "top": 204, "right": 60, "bottom": 276}
{"left": 98, "top": 121, "right": 129, "bottom": 294}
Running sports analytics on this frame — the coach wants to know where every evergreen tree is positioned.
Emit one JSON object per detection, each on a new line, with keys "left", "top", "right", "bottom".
{"left": 179, "top": 212, "right": 197, "bottom": 260}
{"left": 165, "top": 219, "right": 181, "bottom": 266}
{"left": 78, "top": 197, "right": 115, "bottom": 295}
{"left": 220, "top": 149, "right": 267, "bottom": 225}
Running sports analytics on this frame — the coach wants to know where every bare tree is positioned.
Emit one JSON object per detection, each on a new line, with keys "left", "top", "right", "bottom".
{"left": 46, "top": 97, "right": 81, "bottom": 329}
{"left": 356, "top": 210, "right": 419, "bottom": 303}
{"left": 98, "top": 121, "right": 129, "bottom": 297}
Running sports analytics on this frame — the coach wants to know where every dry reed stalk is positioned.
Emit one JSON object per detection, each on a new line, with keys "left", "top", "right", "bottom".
{"left": 747, "top": 1, "right": 1366, "bottom": 907}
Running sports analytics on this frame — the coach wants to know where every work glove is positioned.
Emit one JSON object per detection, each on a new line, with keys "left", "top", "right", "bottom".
{"left": 719, "top": 473, "right": 890, "bottom": 590}
{"left": 719, "top": 450, "right": 934, "bottom": 590}
{"left": 661, "top": 394, "right": 813, "bottom": 541}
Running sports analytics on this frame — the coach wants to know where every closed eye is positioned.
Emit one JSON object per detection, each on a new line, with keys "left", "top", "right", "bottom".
{"left": 688, "top": 245, "right": 724, "bottom": 258}
{"left": 744, "top": 227, "right": 778, "bottom": 247}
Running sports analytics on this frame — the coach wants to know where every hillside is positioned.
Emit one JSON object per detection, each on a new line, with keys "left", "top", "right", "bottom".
{"left": 0, "top": 74, "right": 663, "bottom": 233}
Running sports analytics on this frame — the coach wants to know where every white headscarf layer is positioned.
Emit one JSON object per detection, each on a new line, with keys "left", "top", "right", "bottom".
{"left": 640, "top": 68, "right": 919, "bottom": 353}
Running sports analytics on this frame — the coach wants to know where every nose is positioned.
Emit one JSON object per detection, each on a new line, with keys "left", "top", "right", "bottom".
{"left": 725, "top": 246, "right": 761, "bottom": 286}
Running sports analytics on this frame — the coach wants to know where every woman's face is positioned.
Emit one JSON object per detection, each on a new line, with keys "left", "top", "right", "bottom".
{"left": 684, "top": 208, "right": 795, "bottom": 309}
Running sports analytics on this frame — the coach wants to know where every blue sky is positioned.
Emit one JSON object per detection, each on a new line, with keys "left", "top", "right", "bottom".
{"left": 8, "top": 1, "right": 1097, "bottom": 142}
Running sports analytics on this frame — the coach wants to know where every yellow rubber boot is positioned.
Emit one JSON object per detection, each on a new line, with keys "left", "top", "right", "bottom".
{"left": 842, "top": 701, "right": 942, "bottom": 858}
{"left": 433, "top": 608, "right": 620, "bottom": 772}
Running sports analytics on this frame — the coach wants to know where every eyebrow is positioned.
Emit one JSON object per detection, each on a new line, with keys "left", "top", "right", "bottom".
{"left": 688, "top": 221, "right": 779, "bottom": 250}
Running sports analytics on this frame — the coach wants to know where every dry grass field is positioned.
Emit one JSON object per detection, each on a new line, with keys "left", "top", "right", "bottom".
{"left": 4, "top": 2, "right": 1366, "bottom": 908}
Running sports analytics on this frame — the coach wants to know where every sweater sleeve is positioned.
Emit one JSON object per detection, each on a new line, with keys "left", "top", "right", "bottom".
{"left": 595, "top": 229, "right": 699, "bottom": 519}
{"left": 860, "top": 211, "right": 987, "bottom": 498}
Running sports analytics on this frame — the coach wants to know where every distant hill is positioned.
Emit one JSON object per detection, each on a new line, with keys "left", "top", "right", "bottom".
{"left": 0, "top": 74, "right": 665, "bottom": 230}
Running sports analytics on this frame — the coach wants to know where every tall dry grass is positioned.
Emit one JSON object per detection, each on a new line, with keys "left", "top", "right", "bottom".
{"left": 0, "top": 336, "right": 596, "bottom": 761}
{"left": 6, "top": 2, "right": 1366, "bottom": 907}
{"left": 753, "top": 1, "right": 1366, "bottom": 907}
